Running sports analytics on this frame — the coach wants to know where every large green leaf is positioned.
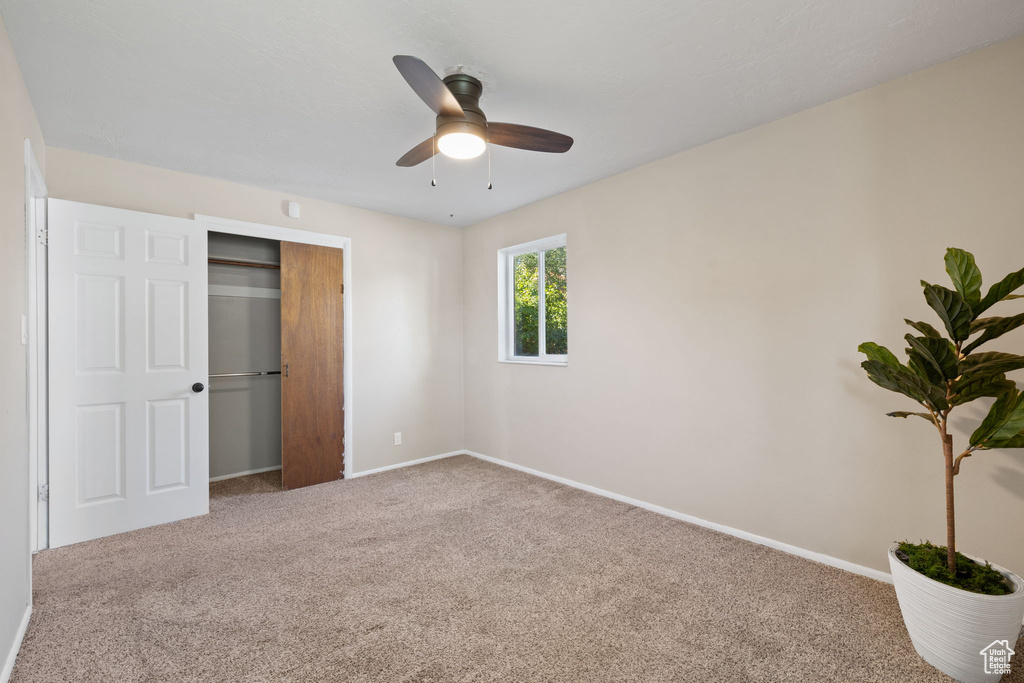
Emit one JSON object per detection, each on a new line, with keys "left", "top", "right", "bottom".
{"left": 963, "top": 313, "right": 1024, "bottom": 354}
{"left": 861, "top": 359, "right": 949, "bottom": 411}
{"left": 905, "top": 335, "right": 959, "bottom": 383}
{"left": 959, "top": 352, "right": 1024, "bottom": 381}
{"left": 951, "top": 374, "right": 1016, "bottom": 406}
{"left": 858, "top": 342, "right": 902, "bottom": 370}
{"left": 907, "top": 355, "right": 933, "bottom": 384}
{"left": 905, "top": 319, "right": 943, "bottom": 338}
{"left": 970, "top": 391, "right": 1016, "bottom": 446}
{"left": 992, "top": 403, "right": 1024, "bottom": 442}
{"left": 945, "top": 248, "right": 983, "bottom": 306}
{"left": 971, "top": 317, "right": 1004, "bottom": 333}
{"left": 886, "top": 411, "right": 935, "bottom": 422}
{"left": 971, "top": 390, "right": 1024, "bottom": 446}
{"left": 976, "top": 266, "right": 1024, "bottom": 315}
{"left": 922, "top": 282, "right": 974, "bottom": 341}
{"left": 985, "top": 433, "right": 1024, "bottom": 449}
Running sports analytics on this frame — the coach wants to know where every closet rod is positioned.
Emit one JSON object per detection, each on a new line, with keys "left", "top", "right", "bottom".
{"left": 208, "top": 257, "right": 280, "bottom": 269}
{"left": 209, "top": 371, "right": 282, "bottom": 378}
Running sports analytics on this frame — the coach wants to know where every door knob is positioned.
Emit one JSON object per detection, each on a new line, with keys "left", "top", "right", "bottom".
{"left": 192, "top": 382, "right": 205, "bottom": 393}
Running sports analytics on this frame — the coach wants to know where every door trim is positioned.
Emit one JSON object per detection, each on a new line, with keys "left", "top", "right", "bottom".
{"left": 193, "top": 214, "right": 354, "bottom": 479}
{"left": 25, "top": 139, "right": 48, "bottom": 553}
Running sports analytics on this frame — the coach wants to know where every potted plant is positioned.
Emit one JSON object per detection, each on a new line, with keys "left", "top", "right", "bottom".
{"left": 859, "top": 248, "right": 1024, "bottom": 682}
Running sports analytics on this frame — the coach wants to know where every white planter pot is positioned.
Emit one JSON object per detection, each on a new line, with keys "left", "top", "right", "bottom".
{"left": 889, "top": 544, "right": 1024, "bottom": 682}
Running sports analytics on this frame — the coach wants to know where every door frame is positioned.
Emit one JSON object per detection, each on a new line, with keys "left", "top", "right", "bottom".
{"left": 194, "top": 214, "right": 354, "bottom": 479}
{"left": 25, "top": 139, "right": 48, "bottom": 553}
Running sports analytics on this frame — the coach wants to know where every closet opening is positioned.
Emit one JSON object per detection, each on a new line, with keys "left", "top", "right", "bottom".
{"left": 208, "top": 232, "right": 284, "bottom": 495}
{"left": 207, "top": 230, "right": 347, "bottom": 496}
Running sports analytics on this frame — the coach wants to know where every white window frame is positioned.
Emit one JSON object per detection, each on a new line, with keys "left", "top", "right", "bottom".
{"left": 497, "top": 234, "right": 568, "bottom": 366}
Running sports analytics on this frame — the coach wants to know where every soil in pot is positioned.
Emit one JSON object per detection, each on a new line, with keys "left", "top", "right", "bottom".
{"left": 896, "top": 541, "right": 1014, "bottom": 596}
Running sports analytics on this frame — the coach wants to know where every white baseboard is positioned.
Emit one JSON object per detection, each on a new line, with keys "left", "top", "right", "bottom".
{"left": 350, "top": 450, "right": 463, "bottom": 478}
{"left": 1, "top": 604, "right": 31, "bottom": 683}
{"left": 464, "top": 450, "right": 894, "bottom": 585}
{"left": 209, "top": 465, "right": 282, "bottom": 483}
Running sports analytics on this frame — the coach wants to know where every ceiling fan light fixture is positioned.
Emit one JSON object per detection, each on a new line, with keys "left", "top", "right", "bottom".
{"left": 437, "top": 131, "right": 486, "bottom": 160}
{"left": 392, "top": 56, "right": 573, "bottom": 168}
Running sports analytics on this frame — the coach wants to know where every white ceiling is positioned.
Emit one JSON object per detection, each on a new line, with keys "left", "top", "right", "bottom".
{"left": 3, "top": 1, "right": 1024, "bottom": 227}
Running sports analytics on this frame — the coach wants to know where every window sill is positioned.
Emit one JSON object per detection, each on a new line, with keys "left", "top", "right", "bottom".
{"left": 498, "top": 359, "right": 568, "bottom": 367}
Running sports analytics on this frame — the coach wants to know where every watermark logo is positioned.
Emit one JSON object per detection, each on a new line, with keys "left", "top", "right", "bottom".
{"left": 980, "top": 639, "right": 1015, "bottom": 676}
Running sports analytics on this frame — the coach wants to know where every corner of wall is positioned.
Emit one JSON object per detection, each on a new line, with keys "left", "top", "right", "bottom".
{"left": 1, "top": 11, "right": 46, "bottom": 682}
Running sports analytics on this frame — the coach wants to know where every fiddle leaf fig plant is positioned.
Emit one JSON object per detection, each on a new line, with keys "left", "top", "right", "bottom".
{"left": 859, "top": 248, "right": 1024, "bottom": 577}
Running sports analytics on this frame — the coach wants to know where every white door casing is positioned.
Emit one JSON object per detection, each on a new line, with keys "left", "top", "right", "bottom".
{"left": 48, "top": 199, "right": 209, "bottom": 548}
{"left": 25, "top": 139, "right": 48, "bottom": 552}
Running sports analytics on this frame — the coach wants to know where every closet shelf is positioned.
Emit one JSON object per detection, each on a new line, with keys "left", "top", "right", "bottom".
{"left": 209, "top": 256, "right": 280, "bottom": 269}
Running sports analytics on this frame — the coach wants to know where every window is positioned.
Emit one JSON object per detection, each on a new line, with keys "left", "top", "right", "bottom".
{"left": 498, "top": 234, "right": 567, "bottom": 365}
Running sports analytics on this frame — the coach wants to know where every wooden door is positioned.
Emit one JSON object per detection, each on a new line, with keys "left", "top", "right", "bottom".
{"left": 280, "top": 241, "right": 345, "bottom": 489}
{"left": 48, "top": 199, "right": 210, "bottom": 547}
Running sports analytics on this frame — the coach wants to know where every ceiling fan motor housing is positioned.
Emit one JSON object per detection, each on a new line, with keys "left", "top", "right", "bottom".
{"left": 438, "top": 74, "right": 487, "bottom": 139}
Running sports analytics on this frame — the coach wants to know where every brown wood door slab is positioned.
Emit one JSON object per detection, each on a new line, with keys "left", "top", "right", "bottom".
{"left": 280, "top": 241, "right": 345, "bottom": 489}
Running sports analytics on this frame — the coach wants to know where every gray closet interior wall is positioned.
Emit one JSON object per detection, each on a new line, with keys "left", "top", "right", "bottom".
{"left": 208, "top": 232, "right": 282, "bottom": 480}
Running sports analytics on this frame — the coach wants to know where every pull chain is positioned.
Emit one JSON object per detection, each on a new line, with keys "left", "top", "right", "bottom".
{"left": 487, "top": 141, "right": 493, "bottom": 190}
{"left": 431, "top": 133, "right": 437, "bottom": 187}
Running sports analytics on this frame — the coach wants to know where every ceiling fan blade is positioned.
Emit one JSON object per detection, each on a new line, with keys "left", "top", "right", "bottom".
{"left": 486, "top": 123, "right": 573, "bottom": 153}
{"left": 396, "top": 137, "right": 438, "bottom": 167}
{"left": 392, "top": 55, "right": 464, "bottom": 119}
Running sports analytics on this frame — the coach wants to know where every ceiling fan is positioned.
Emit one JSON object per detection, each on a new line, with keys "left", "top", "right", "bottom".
{"left": 392, "top": 55, "right": 574, "bottom": 167}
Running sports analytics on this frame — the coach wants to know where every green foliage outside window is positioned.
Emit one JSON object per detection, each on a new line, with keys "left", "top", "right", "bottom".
{"left": 545, "top": 247, "right": 568, "bottom": 355}
{"left": 513, "top": 252, "right": 539, "bottom": 355}
{"left": 513, "top": 246, "right": 567, "bottom": 357}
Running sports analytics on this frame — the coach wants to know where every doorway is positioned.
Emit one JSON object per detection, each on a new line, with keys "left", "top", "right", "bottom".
{"left": 197, "top": 215, "right": 352, "bottom": 485}
{"left": 207, "top": 232, "right": 284, "bottom": 485}
{"left": 206, "top": 232, "right": 347, "bottom": 491}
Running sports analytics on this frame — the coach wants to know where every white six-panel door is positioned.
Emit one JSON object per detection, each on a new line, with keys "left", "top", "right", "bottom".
{"left": 48, "top": 199, "right": 209, "bottom": 547}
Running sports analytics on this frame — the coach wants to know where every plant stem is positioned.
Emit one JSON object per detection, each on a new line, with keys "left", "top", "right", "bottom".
{"left": 942, "top": 431, "right": 957, "bottom": 574}
{"left": 940, "top": 362, "right": 959, "bottom": 575}
{"left": 952, "top": 448, "right": 975, "bottom": 475}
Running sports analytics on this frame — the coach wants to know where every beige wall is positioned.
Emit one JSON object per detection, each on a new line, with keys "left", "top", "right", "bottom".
{"left": 44, "top": 147, "right": 465, "bottom": 476}
{"left": 462, "top": 36, "right": 1024, "bottom": 575}
{"left": 0, "top": 11, "right": 44, "bottom": 672}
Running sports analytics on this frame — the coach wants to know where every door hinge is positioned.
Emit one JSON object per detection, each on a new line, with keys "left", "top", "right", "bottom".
{"left": 37, "top": 227, "right": 47, "bottom": 246}
{"left": 38, "top": 484, "right": 49, "bottom": 502}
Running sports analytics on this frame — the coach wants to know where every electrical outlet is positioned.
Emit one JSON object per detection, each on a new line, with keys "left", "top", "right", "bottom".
{"left": 394, "top": 432, "right": 402, "bottom": 446}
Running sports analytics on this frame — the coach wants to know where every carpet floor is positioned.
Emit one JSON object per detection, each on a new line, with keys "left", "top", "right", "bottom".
{"left": 12, "top": 455, "right": 1024, "bottom": 682}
